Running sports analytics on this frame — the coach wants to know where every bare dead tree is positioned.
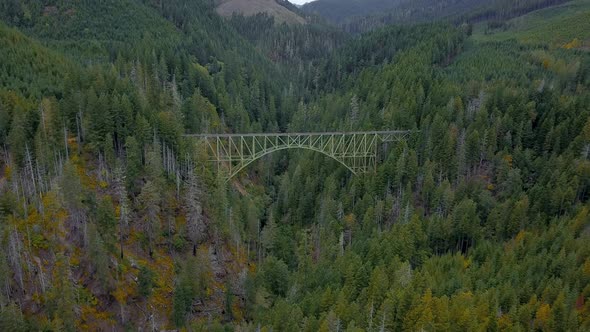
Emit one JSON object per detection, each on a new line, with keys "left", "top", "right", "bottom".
{"left": 114, "top": 164, "right": 129, "bottom": 259}
{"left": 185, "top": 169, "right": 205, "bottom": 256}
{"left": 8, "top": 227, "right": 24, "bottom": 292}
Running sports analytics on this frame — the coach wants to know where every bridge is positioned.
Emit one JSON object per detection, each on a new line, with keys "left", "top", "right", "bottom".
{"left": 185, "top": 131, "right": 412, "bottom": 180}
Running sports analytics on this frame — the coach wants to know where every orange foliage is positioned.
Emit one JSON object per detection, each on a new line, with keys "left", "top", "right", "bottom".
{"left": 344, "top": 213, "right": 356, "bottom": 229}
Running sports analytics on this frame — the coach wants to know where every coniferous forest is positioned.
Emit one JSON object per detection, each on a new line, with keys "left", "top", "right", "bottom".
{"left": 0, "top": 0, "right": 590, "bottom": 330}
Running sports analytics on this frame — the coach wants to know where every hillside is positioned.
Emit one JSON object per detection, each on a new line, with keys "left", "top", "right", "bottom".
{"left": 0, "top": 22, "right": 77, "bottom": 98}
{"left": 216, "top": 0, "right": 306, "bottom": 24}
{"left": 302, "top": 0, "right": 573, "bottom": 28}
{"left": 473, "top": 0, "right": 590, "bottom": 49}
{"left": 0, "top": 0, "right": 296, "bottom": 329}
{"left": 1, "top": 0, "right": 590, "bottom": 330}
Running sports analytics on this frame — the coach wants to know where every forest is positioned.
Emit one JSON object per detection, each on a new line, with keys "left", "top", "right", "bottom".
{"left": 0, "top": 0, "right": 589, "bottom": 330}
{"left": 301, "top": 0, "right": 572, "bottom": 30}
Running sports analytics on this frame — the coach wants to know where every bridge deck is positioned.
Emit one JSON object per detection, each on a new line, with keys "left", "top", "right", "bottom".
{"left": 184, "top": 130, "right": 411, "bottom": 138}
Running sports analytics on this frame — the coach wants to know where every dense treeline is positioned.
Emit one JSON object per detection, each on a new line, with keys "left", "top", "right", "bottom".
{"left": 0, "top": 0, "right": 589, "bottom": 330}
{"left": 229, "top": 13, "right": 346, "bottom": 65}
{"left": 467, "top": 0, "right": 573, "bottom": 23}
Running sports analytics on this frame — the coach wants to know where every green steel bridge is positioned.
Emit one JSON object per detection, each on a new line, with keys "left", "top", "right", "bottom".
{"left": 185, "top": 131, "right": 413, "bottom": 180}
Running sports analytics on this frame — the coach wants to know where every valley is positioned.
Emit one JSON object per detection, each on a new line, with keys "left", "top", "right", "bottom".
{"left": 0, "top": 0, "right": 589, "bottom": 330}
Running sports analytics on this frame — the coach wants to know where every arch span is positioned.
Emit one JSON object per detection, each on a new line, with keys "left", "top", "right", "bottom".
{"left": 226, "top": 145, "right": 359, "bottom": 180}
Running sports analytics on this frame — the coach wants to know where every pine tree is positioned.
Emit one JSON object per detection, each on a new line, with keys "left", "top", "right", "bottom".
{"left": 60, "top": 161, "right": 87, "bottom": 245}
{"left": 350, "top": 94, "right": 359, "bottom": 129}
{"left": 87, "top": 223, "right": 110, "bottom": 291}
{"left": 137, "top": 181, "right": 161, "bottom": 258}
{"left": 51, "top": 254, "right": 77, "bottom": 332}
{"left": 138, "top": 265, "right": 155, "bottom": 298}
{"left": 124, "top": 136, "right": 141, "bottom": 190}
{"left": 0, "top": 303, "right": 25, "bottom": 332}
{"left": 261, "top": 213, "right": 278, "bottom": 256}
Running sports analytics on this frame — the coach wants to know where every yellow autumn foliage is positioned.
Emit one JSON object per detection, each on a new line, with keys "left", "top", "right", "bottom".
{"left": 80, "top": 305, "right": 115, "bottom": 331}
{"left": 4, "top": 164, "right": 12, "bottom": 179}
{"left": 503, "top": 154, "right": 513, "bottom": 167}
{"left": 535, "top": 303, "right": 551, "bottom": 329}
{"left": 583, "top": 258, "right": 590, "bottom": 278}
{"left": 112, "top": 285, "right": 129, "bottom": 305}
{"left": 563, "top": 38, "right": 581, "bottom": 50}
{"left": 497, "top": 314, "right": 513, "bottom": 331}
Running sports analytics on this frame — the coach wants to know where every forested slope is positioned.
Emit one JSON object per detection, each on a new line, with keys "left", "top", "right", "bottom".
{"left": 249, "top": 20, "right": 590, "bottom": 330}
{"left": 215, "top": 0, "right": 306, "bottom": 25}
{"left": 474, "top": 0, "right": 590, "bottom": 49}
{"left": 302, "top": 0, "right": 573, "bottom": 33}
{"left": 0, "top": 0, "right": 299, "bottom": 329}
{"left": 0, "top": 0, "right": 589, "bottom": 330}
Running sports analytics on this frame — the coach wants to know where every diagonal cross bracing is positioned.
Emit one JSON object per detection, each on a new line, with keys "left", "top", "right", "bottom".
{"left": 185, "top": 131, "right": 412, "bottom": 180}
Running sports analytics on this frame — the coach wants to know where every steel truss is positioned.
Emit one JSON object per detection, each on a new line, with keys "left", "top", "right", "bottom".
{"left": 185, "top": 131, "right": 411, "bottom": 180}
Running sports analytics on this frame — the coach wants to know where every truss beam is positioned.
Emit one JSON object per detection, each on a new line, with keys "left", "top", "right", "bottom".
{"left": 185, "top": 131, "right": 411, "bottom": 180}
